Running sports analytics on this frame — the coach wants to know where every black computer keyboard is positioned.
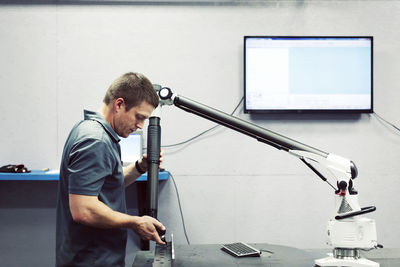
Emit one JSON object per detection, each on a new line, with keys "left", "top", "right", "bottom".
{"left": 221, "top": 242, "right": 261, "bottom": 257}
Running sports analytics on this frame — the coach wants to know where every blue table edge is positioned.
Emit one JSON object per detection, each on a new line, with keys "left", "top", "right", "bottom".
{"left": 0, "top": 170, "right": 170, "bottom": 181}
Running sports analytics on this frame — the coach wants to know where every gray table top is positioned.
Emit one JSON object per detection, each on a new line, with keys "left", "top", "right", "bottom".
{"left": 132, "top": 243, "right": 400, "bottom": 267}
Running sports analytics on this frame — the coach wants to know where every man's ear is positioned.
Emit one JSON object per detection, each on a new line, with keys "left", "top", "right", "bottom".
{"left": 114, "top": 98, "right": 125, "bottom": 112}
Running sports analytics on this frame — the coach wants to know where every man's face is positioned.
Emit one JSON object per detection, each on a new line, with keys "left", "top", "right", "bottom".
{"left": 115, "top": 100, "right": 155, "bottom": 138}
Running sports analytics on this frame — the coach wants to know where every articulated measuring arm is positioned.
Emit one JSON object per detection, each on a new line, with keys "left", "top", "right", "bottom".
{"left": 153, "top": 86, "right": 380, "bottom": 267}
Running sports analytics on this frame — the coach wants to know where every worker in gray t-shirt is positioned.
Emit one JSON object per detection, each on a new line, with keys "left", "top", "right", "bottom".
{"left": 56, "top": 72, "right": 165, "bottom": 267}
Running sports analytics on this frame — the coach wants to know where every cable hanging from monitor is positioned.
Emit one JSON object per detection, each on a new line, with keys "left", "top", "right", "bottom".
{"left": 373, "top": 112, "right": 400, "bottom": 134}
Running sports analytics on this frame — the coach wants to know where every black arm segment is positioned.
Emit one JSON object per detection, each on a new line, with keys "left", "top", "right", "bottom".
{"left": 146, "top": 116, "right": 161, "bottom": 219}
{"left": 173, "top": 94, "right": 328, "bottom": 158}
{"left": 335, "top": 206, "right": 377, "bottom": 220}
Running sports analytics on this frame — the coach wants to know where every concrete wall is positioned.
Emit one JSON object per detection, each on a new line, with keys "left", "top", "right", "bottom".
{"left": 0, "top": 1, "right": 399, "bottom": 266}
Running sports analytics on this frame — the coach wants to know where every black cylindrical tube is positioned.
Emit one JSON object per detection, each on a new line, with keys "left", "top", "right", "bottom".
{"left": 173, "top": 95, "right": 328, "bottom": 158}
{"left": 146, "top": 116, "right": 161, "bottom": 219}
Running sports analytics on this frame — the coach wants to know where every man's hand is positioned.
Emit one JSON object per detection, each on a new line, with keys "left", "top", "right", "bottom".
{"left": 131, "top": 215, "right": 166, "bottom": 245}
{"left": 138, "top": 149, "right": 164, "bottom": 171}
{"left": 123, "top": 150, "right": 164, "bottom": 186}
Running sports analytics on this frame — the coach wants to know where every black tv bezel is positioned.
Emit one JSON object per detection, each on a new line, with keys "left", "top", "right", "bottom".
{"left": 243, "top": 35, "right": 374, "bottom": 114}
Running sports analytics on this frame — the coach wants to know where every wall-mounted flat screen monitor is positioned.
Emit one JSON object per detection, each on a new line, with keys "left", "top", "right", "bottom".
{"left": 244, "top": 36, "right": 373, "bottom": 113}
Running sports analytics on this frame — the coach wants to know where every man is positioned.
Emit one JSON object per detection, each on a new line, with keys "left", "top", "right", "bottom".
{"left": 56, "top": 72, "right": 165, "bottom": 267}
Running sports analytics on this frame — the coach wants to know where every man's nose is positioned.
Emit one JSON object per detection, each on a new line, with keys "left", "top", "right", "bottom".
{"left": 136, "top": 121, "right": 144, "bottom": 129}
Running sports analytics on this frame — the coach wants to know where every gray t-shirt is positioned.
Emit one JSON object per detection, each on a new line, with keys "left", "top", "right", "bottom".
{"left": 56, "top": 110, "right": 127, "bottom": 267}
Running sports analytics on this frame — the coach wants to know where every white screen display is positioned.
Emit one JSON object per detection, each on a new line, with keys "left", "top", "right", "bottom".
{"left": 119, "top": 132, "right": 142, "bottom": 165}
{"left": 244, "top": 36, "right": 373, "bottom": 113}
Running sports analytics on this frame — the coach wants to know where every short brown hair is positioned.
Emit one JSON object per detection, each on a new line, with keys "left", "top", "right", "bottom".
{"left": 103, "top": 72, "right": 159, "bottom": 110}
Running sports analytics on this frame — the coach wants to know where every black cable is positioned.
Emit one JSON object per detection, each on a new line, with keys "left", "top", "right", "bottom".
{"left": 168, "top": 171, "right": 190, "bottom": 245}
{"left": 162, "top": 97, "right": 244, "bottom": 148}
{"left": 373, "top": 112, "right": 400, "bottom": 133}
{"left": 260, "top": 249, "right": 274, "bottom": 254}
{"left": 161, "top": 125, "right": 219, "bottom": 148}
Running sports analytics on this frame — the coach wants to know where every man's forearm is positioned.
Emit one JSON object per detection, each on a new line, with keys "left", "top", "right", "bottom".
{"left": 69, "top": 193, "right": 166, "bottom": 245}
{"left": 69, "top": 194, "right": 137, "bottom": 228}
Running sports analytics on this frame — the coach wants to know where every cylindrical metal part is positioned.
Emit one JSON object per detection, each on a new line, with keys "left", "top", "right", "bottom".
{"left": 146, "top": 116, "right": 161, "bottom": 219}
{"left": 333, "top": 248, "right": 360, "bottom": 259}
